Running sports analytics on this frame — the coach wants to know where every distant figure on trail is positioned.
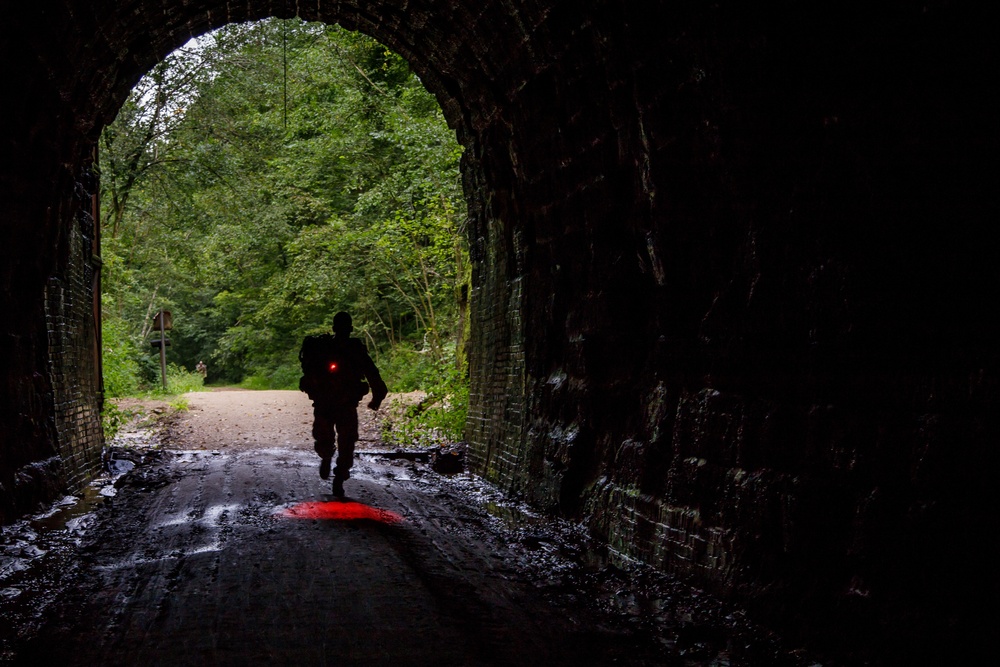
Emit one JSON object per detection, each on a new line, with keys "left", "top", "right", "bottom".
{"left": 298, "top": 311, "right": 387, "bottom": 497}
{"left": 196, "top": 360, "right": 207, "bottom": 381}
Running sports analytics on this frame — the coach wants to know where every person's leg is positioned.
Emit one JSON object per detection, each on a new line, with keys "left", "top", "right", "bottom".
{"left": 312, "top": 407, "right": 337, "bottom": 479}
{"left": 332, "top": 404, "right": 359, "bottom": 493}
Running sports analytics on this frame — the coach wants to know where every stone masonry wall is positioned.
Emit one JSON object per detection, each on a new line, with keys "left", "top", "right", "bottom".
{"left": 463, "top": 143, "right": 530, "bottom": 488}
{"left": 44, "top": 167, "right": 104, "bottom": 495}
{"left": 0, "top": 15, "right": 75, "bottom": 523}
{"left": 1, "top": 9, "right": 105, "bottom": 523}
{"left": 456, "top": 2, "right": 999, "bottom": 660}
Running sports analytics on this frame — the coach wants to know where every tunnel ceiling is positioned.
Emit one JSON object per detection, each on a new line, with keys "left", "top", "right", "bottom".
{"left": 8, "top": 0, "right": 544, "bottom": 168}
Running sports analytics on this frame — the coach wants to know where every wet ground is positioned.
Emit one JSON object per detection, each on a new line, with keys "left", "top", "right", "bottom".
{"left": 2, "top": 390, "right": 832, "bottom": 666}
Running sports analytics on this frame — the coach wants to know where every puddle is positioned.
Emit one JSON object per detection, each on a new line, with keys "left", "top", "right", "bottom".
{"left": 1, "top": 446, "right": 145, "bottom": 655}
{"left": 28, "top": 485, "right": 106, "bottom": 533}
{"left": 1, "top": 492, "right": 100, "bottom": 655}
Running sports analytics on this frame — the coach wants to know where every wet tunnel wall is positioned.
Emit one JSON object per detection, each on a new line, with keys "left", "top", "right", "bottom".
{"left": 2, "top": 0, "right": 997, "bottom": 654}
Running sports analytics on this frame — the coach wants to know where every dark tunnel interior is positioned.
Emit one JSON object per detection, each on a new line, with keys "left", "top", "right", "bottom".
{"left": 2, "top": 1, "right": 998, "bottom": 663}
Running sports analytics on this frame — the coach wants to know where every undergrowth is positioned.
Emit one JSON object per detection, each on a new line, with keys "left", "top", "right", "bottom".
{"left": 380, "top": 355, "right": 468, "bottom": 448}
{"left": 100, "top": 363, "right": 204, "bottom": 441}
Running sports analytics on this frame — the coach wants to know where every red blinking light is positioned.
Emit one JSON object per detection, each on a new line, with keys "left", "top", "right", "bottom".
{"left": 328, "top": 362, "right": 338, "bottom": 372}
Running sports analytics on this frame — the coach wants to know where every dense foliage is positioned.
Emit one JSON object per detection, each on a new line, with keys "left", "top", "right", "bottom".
{"left": 99, "top": 19, "right": 469, "bottom": 441}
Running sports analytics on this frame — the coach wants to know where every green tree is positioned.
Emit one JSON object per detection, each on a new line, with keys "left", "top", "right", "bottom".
{"left": 99, "top": 18, "right": 470, "bottom": 425}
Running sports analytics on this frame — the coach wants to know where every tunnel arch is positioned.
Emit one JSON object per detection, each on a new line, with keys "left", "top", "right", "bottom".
{"left": 2, "top": 0, "right": 575, "bottom": 516}
{"left": 5, "top": 0, "right": 672, "bottom": 523}
{"left": 3, "top": 2, "right": 998, "bottom": 659}
{"left": 70, "top": 2, "right": 501, "bottom": 155}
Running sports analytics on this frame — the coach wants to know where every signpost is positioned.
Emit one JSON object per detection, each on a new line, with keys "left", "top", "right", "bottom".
{"left": 151, "top": 310, "right": 173, "bottom": 390}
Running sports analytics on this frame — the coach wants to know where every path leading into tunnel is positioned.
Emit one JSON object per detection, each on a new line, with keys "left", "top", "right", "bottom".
{"left": 8, "top": 390, "right": 668, "bottom": 667}
{"left": 6, "top": 390, "right": 827, "bottom": 667}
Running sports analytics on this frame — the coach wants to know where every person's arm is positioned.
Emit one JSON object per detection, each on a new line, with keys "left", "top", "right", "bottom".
{"left": 297, "top": 339, "right": 312, "bottom": 394}
{"left": 367, "top": 370, "right": 388, "bottom": 410}
{"left": 356, "top": 341, "right": 388, "bottom": 409}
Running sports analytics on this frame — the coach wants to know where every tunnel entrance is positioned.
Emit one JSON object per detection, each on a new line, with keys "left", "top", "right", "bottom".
{"left": 3, "top": 3, "right": 998, "bottom": 662}
{"left": 96, "top": 18, "right": 470, "bottom": 432}
{"left": 3, "top": 0, "right": 526, "bottom": 525}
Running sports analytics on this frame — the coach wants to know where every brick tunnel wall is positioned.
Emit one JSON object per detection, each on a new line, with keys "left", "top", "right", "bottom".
{"left": 0, "top": 153, "right": 103, "bottom": 524}
{"left": 1, "top": 8, "right": 106, "bottom": 525}
{"left": 43, "top": 166, "right": 105, "bottom": 496}
{"left": 1, "top": 0, "right": 998, "bottom": 658}
{"left": 455, "top": 1, "right": 1000, "bottom": 656}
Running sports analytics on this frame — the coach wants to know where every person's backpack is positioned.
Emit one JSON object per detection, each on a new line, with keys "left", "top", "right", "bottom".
{"left": 298, "top": 334, "right": 368, "bottom": 401}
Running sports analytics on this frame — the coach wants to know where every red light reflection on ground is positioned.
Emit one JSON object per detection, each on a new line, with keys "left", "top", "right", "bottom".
{"left": 279, "top": 501, "right": 403, "bottom": 524}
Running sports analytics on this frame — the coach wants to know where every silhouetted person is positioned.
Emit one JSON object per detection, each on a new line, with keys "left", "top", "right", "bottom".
{"left": 299, "top": 311, "right": 387, "bottom": 497}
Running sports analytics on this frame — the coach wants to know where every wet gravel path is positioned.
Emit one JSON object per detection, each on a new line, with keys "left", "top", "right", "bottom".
{"left": 3, "top": 390, "right": 833, "bottom": 666}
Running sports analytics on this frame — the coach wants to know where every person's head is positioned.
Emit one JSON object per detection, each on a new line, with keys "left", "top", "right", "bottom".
{"left": 332, "top": 311, "right": 353, "bottom": 335}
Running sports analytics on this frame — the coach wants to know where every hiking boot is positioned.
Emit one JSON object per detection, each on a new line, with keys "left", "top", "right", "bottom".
{"left": 332, "top": 478, "right": 345, "bottom": 498}
{"left": 319, "top": 457, "right": 332, "bottom": 480}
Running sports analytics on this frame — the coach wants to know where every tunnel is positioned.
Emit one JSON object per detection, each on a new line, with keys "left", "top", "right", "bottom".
{"left": 1, "top": 0, "right": 997, "bottom": 660}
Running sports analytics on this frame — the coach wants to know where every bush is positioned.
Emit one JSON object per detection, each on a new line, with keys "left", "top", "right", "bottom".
{"left": 165, "top": 363, "right": 208, "bottom": 394}
{"left": 238, "top": 362, "right": 301, "bottom": 390}
{"left": 381, "top": 350, "right": 468, "bottom": 447}
{"left": 134, "top": 362, "right": 208, "bottom": 397}
{"left": 101, "top": 401, "right": 140, "bottom": 441}
{"left": 102, "top": 317, "right": 142, "bottom": 398}
{"left": 378, "top": 343, "right": 439, "bottom": 391}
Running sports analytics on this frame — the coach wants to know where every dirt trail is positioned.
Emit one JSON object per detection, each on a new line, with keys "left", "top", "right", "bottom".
{"left": 4, "top": 391, "right": 651, "bottom": 666}
{"left": 5, "top": 390, "right": 823, "bottom": 666}
{"left": 156, "top": 388, "right": 394, "bottom": 451}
